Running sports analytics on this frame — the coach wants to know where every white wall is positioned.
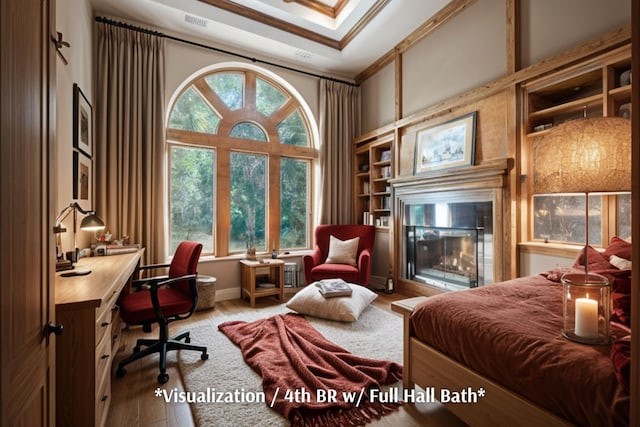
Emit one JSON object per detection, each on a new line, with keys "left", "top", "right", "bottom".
{"left": 520, "top": 0, "right": 630, "bottom": 67}
{"left": 361, "top": 61, "right": 395, "bottom": 134}
{"left": 401, "top": 0, "right": 507, "bottom": 120}
{"left": 56, "top": 0, "right": 95, "bottom": 253}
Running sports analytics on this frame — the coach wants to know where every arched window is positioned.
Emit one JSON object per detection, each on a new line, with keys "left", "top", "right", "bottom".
{"left": 167, "top": 65, "right": 317, "bottom": 255}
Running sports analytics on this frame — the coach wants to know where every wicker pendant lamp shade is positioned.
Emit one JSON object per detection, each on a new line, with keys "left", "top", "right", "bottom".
{"left": 533, "top": 117, "right": 631, "bottom": 194}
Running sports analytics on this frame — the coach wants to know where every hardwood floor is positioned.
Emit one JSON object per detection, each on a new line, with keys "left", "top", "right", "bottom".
{"left": 107, "top": 291, "right": 466, "bottom": 426}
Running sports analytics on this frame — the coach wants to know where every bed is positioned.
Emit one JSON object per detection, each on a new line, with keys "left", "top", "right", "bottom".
{"left": 392, "top": 258, "right": 631, "bottom": 427}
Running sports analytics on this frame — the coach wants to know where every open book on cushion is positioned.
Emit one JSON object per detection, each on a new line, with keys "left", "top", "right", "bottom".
{"left": 315, "top": 279, "right": 353, "bottom": 298}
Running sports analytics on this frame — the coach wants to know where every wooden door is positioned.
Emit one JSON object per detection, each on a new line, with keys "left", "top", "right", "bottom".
{"left": 0, "top": 0, "right": 56, "bottom": 425}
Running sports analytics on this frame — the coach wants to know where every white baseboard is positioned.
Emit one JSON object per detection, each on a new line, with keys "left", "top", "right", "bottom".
{"left": 215, "top": 286, "right": 241, "bottom": 302}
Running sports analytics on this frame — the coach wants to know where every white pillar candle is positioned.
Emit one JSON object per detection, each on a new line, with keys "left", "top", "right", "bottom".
{"left": 575, "top": 296, "right": 599, "bottom": 338}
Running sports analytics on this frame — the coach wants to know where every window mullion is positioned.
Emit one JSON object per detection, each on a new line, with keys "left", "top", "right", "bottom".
{"left": 269, "top": 155, "right": 281, "bottom": 252}
{"left": 217, "top": 148, "right": 231, "bottom": 256}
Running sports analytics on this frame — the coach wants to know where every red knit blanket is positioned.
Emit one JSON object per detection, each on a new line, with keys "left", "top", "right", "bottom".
{"left": 218, "top": 313, "right": 403, "bottom": 426}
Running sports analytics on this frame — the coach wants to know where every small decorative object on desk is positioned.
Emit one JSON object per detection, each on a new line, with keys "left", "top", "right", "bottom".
{"left": 95, "top": 243, "right": 140, "bottom": 256}
{"left": 271, "top": 248, "right": 277, "bottom": 259}
{"left": 315, "top": 279, "right": 353, "bottom": 298}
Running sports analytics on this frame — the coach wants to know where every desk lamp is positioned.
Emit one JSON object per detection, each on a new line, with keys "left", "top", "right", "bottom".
{"left": 54, "top": 202, "right": 105, "bottom": 268}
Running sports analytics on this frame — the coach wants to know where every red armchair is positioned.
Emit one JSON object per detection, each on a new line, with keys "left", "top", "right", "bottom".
{"left": 115, "top": 241, "right": 208, "bottom": 384}
{"left": 303, "top": 224, "right": 376, "bottom": 286}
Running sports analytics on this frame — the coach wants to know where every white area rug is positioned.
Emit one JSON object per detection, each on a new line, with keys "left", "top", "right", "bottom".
{"left": 178, "top": 303, "right": 403, "bottom": 426}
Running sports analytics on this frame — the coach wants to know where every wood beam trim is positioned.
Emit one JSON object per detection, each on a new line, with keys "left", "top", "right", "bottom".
{"left": 284, "top": 0, "right": 349, "bottom": 19}
{"left": 355, "top": 0, "right": 476, "bottom": 84}
{"left": 339, "top": 0, "right": 391, "bottom": 50}
{"left": 394, "top": 49, "right": 402, "bottom": 121}
{"left": 198, "top": 0, "right": 341, "bottom": 49}
{"left": 198, "top": 0, "right": 388, "bottom": 52}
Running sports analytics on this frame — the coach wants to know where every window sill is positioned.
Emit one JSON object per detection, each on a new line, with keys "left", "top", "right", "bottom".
{"left": 198, "top": 249, "right": 313, "bottom": 264}
{"left": 518, "top": 241, "right": 585, "bottom": 258}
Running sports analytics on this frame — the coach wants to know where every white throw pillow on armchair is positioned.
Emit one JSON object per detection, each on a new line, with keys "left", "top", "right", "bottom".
{"left": 325, "top": 235, "right": 359, "bottom": 265}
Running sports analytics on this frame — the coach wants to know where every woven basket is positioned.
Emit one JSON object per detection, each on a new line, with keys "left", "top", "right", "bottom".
{"left": 196, "top": 278, "right": 216, "bottom": 311}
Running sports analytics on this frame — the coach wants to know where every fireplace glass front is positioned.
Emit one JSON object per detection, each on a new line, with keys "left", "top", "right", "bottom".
{"left": 406, "top": 226, "right": 484, "bottom": 290}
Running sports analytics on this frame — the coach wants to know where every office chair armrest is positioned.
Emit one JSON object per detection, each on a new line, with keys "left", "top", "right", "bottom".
{"left": 151, "top": 274, "right": 197, "bottom": 290}
{"left": 132, "top": 275, "right": 168, "bottom": 290}
{"left": 147, "top": 274, "right": 198, "bottom": 321}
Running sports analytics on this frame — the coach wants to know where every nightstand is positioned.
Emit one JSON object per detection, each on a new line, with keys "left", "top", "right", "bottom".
{"left": 239, "top": 259, "right": 285, "bottom": 307}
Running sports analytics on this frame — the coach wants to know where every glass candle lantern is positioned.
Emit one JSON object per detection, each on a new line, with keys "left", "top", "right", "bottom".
{"left": 561, "top": 272, "right": 610, "bottom": 345}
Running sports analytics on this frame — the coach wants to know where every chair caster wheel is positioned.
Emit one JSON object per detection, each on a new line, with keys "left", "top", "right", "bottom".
{"left": 133, "top": 346, "right": 141, "bottom": 353}
{"left": 201, "top": 352, "right": 209, "bottom": 361}
{"left": 116, "top": 367, "right": 126, "bottom": 378}
{"left": 158, "top": 373, "right": 169, "bottom": 384}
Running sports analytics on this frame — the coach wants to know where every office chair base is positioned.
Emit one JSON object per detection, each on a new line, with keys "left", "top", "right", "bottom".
{"left": 116, "top": 330, "right": 208, "bottom": 384}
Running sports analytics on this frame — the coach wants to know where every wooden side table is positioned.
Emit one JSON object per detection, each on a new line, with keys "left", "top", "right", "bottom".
{"left": 240, "top": 259, "right": 285, "bottom": 307}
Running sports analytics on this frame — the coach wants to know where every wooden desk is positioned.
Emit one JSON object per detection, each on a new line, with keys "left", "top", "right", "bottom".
{"left": 240, "top": 259, "right": 284, "bottom": 307}
{"left": 55, "top": 250, "right": 143, "bottom": 427}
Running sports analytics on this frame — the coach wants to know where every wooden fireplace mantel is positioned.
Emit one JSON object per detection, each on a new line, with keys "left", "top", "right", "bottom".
{"left": 390, "top": 158, "right": 513, "bottom": 297}
{"left": 389, "top": 158, "right": 511, "bottom": 193}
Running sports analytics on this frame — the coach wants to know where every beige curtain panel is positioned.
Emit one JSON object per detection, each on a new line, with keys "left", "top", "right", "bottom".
{"left": 319, "top": 79, "right": 361, "bottom": 225}
{"left": 95, "top": 22, "right": 166, "bottom": 265}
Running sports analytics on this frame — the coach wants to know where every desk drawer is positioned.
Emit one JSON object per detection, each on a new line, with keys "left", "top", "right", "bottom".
{"left": 95, "top": 306, "right": 112, "bottom": 346}
{"left": 95, "top": 329, "right": 112, "bottom": 392}
{"left": 95, "top": 371, "right": 111, "bottom": 427}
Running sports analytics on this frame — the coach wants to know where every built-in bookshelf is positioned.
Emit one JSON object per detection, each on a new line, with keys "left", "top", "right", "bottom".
{"left": 521, "top": 43, "right": 631, "bottom": 244}
{"left": 353, "top": 133, "right": 394, "bottom": 228}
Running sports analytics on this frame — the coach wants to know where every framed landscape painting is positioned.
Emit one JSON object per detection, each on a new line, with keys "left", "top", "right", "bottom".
{"left": 414, "top": 111, "right": 477, "bottom": 174}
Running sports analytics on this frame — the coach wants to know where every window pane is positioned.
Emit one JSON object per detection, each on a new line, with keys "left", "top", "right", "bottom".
{"left": 256, "top": 77, "right": 287, "bottom": 116}
{"left": 170, "top": 146, "right": 215, "bottom": 254}
{"left": 230, "top": 121, "right": 268, "bottom": 141}
{"left": 533, "top": 194, "right": 602, "bottom": 245}
{"left": 230, "top": 153, "right": 266, "bottom": 252}
{"left": 277, "top": 109, "right": 308, "bottom": 146}
{"left": 280, "top": 158, "right": 309, "bottom": 249}
{"left": 616, "top": 193, "right": 632, "bottom": 241}
{"left": 205, "top": 72, "right": 243, "bottom": 110}
{"left": 169, "top": 87, "right": 220, "bottom": 134}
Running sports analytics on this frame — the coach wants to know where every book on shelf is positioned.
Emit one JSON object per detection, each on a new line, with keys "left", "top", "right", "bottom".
{"left": 315, "top": 279, "right": 353, "bottom": 298}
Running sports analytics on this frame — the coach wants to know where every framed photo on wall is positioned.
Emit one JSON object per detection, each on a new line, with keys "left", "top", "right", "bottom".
{"left": 414, "top": 111, "right": 477, "bottom": 174}
{"left": 73, "top": 150, "right": 92, "bottom": 201}
{"left": 73, "top": 83, "right": 93, "bottom": 158}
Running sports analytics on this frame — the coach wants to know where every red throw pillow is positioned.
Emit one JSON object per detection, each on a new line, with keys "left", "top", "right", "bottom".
{"left": 603, "top": 237, "right": 632, "bottom": 262}
{"left": 572, "top": 245, "right": 613, "bottom": 271}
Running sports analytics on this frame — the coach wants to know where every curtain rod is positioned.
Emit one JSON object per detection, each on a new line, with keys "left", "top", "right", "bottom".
{"left": 95, "top": 16, "right": 358, "bottom": 87}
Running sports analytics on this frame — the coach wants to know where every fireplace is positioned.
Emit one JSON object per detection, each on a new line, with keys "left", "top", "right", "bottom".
{"left": 391, "top": 159, "right": 509, "bottom": 293}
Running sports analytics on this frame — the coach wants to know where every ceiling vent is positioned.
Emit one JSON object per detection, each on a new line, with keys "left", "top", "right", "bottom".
{"left": 185, "top": 14, "right": 208, "bottom": 28}
{"left": 294, "top": 49, "right": 313, "bottom": 60}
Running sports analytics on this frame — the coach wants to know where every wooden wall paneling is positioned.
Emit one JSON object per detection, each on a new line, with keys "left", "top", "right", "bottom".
{"left": 394, "top": 49, "right": 402, "bottom": 121}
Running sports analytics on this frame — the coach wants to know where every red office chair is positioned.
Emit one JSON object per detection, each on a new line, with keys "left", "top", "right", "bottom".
{"left": 116, "top": 241, "right": 208, "bottom": 384}
{"left": 303, "top": 224, "right": 376, "bottom": 286}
